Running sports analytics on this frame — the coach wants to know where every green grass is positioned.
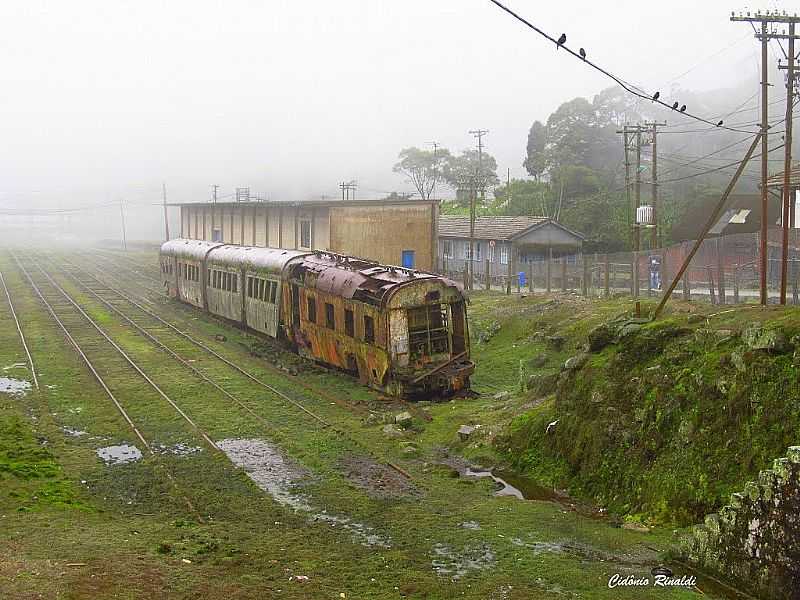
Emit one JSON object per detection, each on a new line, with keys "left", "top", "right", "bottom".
{"left": 0, "top": 251, "right": 732, "bottom": 598}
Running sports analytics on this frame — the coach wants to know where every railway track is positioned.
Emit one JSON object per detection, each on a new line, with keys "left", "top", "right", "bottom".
{"left": 10, "top": 251, "right": 204, "bottom": 518}
{"left": 77, "top": 249, "right": 434, "bottom": 424}
{"left": 43, "top": 252, "right": 416, "bottom": 482}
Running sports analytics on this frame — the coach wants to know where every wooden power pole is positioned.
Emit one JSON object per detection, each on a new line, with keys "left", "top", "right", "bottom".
{"left": 162, "top": 182, "right": 170, "bottom": 242}
{"left": 732, "top": 10, "right": 800, "bottom": 305}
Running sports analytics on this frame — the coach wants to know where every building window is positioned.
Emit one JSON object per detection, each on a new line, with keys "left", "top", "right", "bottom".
{"left": 325, "top": 303, "right": 335, "bottom": 329}
{"left": 463, "top": 243, "right": 471, "bottom": 261}
{"left": 500, "top": 245, "right": 509, "bottom": 265}
{"left": 212, "top": 229, "right": 222, "bottom": 242}
{"left": 307, "top": 296, "right": 316, "bottom": 323}
{"left": 344, "top": 309, "right": 354, "bottom": 337}
{"left": 363, "top": 315, "right": 375, "bottom": 343}
{"left": 300, "top": 219, "right": 312, "bottom": 248}
{"left": 474, "top": 242, "right": 482, "bottom": 262}
{"left": 488, "top": 243, "right": 496, "bottom": 263}
{"left": 269, "top": 280, "right": 277, "bottom": 303}
{"left": 231, "top": 273, "right": 237, "bottom": 293}
{"left": 442, "top": 240, "right": 453, "bottom": 259}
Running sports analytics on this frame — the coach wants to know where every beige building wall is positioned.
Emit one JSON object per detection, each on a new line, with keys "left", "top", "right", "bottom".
{"left": 179, "top": 200, "right": 436, "bottom": 270}
{"left": 329, "top": 203, "right": 436, "bottom": 270}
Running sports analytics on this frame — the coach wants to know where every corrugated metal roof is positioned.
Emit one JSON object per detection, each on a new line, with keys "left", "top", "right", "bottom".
{"left": 438, "top": 216, "right": 550, "bottom": 240}
{"left": 160, "top": 239, "right": 224, "bottom": 261}
{"left": 765, "top": 161, "right": 800, "bottom": 189}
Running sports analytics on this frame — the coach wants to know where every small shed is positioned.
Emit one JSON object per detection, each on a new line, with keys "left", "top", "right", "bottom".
{"left": 437, "top": 215, "right": 584, "bottom": 277}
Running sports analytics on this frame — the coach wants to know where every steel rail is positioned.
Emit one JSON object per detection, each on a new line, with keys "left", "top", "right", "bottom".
{"left": 0, "top": 268, "right": 39, "bottom": 390}
{"left": 59, "top": 253, "right": 415, "bottom": 481}
{"left": 57, "top": 262, "right": 282, "bottom": 436}
{"left": 22, "top": 254, "right": 219, "bottom": 452}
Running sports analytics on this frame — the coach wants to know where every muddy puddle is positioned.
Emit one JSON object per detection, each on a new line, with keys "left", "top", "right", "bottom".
{"left": 432, "top": 542, "right": 496, "bottom": 580}
{"left": 61, "top": 426, "right": 88, "bottom": 437}
{"left": 464, "top": 468, "right": 560, "bottom": 501}
{"left": 218, "top": 438, "right": 391, "bottom": 548}
{"left": 96, "top": 444, "right": 143, "bottom": 465}
{"left": 0, "top": 377, "right": 32, "bottom": 397}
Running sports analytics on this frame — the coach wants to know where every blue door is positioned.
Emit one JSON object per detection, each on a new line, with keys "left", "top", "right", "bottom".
{"left": 401, "top": 250, "right": 415, "bottom": 268}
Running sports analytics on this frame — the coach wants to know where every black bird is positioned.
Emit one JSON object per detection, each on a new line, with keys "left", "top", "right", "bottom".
{"left": 717, "top": 120, "right": 724, "bottom": 126}
{"left": 679, "top": 104, "right": 687, "bottom": 112}
{"left": 579, "top": 47, "right": 586, "bottom": 60}
{"left": 652, "top": 91, "right": 660, "bottom": 101}
{"left": 672, "top": 101, "right": 679, "bottom": 110}
{"left": 557, "top": 33, "right": 566, "bottom": 48}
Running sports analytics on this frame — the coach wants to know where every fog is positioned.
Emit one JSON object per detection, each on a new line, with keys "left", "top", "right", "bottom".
{"left": 0, "top": 0, "right": 782, "bottom": 240}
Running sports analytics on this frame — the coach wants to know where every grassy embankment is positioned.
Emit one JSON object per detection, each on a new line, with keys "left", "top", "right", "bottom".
{"left": 463, "top": 291, "right": 800, "bottom": 527}
{"left": 0, "top": 250, "right": 729, "bottom": 599}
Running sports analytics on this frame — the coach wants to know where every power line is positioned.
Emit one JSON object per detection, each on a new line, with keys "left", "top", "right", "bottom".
{"left": 487, "top": 0, "right": 762, "bottom": 134}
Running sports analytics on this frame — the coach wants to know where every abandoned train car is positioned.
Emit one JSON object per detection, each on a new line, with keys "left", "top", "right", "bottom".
{"left": 159, "top": 238, "right": 474, "bottom": 397}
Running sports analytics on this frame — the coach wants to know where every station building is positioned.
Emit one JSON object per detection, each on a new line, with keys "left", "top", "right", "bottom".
{"left": 437, "top": 215, "right": 584, "bottom": 277}
{"left": 175, "top": 197, "right": 439, "bottom": 271}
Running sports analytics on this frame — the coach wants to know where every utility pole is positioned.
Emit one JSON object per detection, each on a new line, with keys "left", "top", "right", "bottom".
{"left": 429, "top": 141, "right": 440, "bottom": 200}
{"left": 732, "top": 10, "right": 800, "bottom": 305}
{"left": 211, "top": 185, "right": 218, "bottom": 241}
{"left": 644, "top": 121, "right": 667, "bottom": 248}
{"left": 119, "top": 199, "right": 127, "bottom": 251}
{"left": 780, "top": 21, "right": 796, "bottom": 305}
{"left": 162, "top": 182, "right": 170, "bottom": 242}
{"left": 617, "top": 124, "right": 637, "bottom": 250}
{"left": 467, "top": 129, "right": 489, "bottom": 291}
{"left": 635, "top": 126, "right": 642, "bottom": 251}
{"left": 339, "top": 181, "right": 357, "bottom": 201}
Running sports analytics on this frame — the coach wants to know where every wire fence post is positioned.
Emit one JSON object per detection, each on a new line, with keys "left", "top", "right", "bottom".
{"left": 717, "top": 237, "right": 726, "bottom": 305}
{"left": 582, "top": 256, "right": 589, "bottom": 296}
{"left": 546, "top": 248, "right": 552, "bottom": 292}
{"left": 561, "top": 257, "right": 567, "bottom": 292}
{"left": 485, "top": 259, "right": 491, "bottom": 291}
{"left": 528, "top": 262, "right": 534, "bottom": 293}
{"left": 733, "top": 265, "right": 740, "bottom": 304}
{"left": 604, "top": 254, "right": 610, "bottom": 297}
{"left": 708, "top": 266, "right": 716, "bottom": 305}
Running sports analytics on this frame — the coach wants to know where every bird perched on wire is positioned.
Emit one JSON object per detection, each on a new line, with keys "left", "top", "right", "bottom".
{"left": 579, "top": 47, "right": 586, "bottom": 60}
{"left": 557, "top": 33, "right": 566, "bottom": 48}
{"left": 717, "top": 120, "right": 723, "bottom": 126}
{"left": 652, "top": 91, "right": 660, "bottom": 101}
{"left": 672, "top": 102, "right": 679, "bottom": 110}
{"left": 679, "top": 105, "right": 687, "bottom": 113}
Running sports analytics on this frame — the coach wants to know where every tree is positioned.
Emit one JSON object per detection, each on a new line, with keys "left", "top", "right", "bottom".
{"left": 491, "top": 179, "right": 551, "bottom": 216}
{"left": 393, "top": 147, "right": 451, "bottom": 200}
{"left": 441, "top": 149, "right": 499, "bottom": 206}
{"left": 523, "top": 120, "right": 547, "bottom": 180}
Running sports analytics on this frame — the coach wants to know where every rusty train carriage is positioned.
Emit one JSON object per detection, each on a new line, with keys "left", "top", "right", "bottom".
{"left": 160, "top": 239, "right": 474, "bottom": 397}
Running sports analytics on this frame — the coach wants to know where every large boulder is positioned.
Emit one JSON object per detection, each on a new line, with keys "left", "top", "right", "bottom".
{"left": 587, "top": 323, "right": 616, "bottom": 352}
{"left": 742, "top": 324, "right": 791, "bottom": 353}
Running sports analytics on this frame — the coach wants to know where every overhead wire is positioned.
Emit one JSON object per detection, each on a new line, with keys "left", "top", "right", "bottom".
{"left": 487, "top": 0, "right": 762, "bottom": 134}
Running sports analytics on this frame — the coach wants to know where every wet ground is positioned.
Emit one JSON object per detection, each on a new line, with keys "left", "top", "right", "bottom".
{"left": 0, "top": 377, "right": 31, "bottom": 396}
{"left": 218, "top": 438, "right": 392, "bottom": 548}
{"left": 95, "top": 444, "right": 143, "bottom": 465}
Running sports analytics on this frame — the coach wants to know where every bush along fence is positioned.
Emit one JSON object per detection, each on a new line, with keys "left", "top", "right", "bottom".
{"left": 681, "top": 446, "right": 800, "bottom": 599}
{"left": 439, "top": 231, "right": 800, "bottom": 305}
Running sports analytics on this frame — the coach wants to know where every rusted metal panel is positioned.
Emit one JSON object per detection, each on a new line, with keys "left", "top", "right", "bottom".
{"left": 206, "top": 267, "right": 242, "bottom": 322}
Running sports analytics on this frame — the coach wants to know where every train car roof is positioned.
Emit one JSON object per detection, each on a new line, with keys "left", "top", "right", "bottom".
{"left": 160, "top": 238, "right": 225, "bottom": 260}
{"left": 296, "top": 252, "right": 462, "bottom": 304}
{"left": 207, "top": 245, "right": 310, "bottom": 274}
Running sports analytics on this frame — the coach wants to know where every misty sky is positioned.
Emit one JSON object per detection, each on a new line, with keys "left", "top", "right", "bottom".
{"left": 0, "top": 0, "right": 788, "bottom": 238}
